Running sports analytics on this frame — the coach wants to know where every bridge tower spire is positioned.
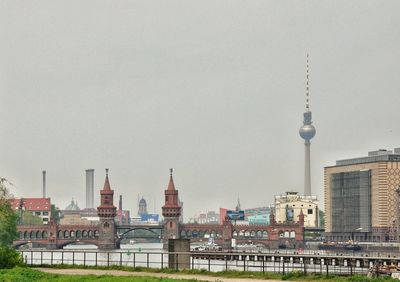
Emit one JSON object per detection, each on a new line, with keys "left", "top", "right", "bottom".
{"left": 162, "top": 168, "right": 182, "bottom": 247}
{"left": 97, "top": 168, "right": 117, "bottom": 249}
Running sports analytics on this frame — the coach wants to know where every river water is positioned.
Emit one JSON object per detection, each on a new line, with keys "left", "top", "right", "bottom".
{"left": 21, "top": 243, "right": 168, "bottom": 269}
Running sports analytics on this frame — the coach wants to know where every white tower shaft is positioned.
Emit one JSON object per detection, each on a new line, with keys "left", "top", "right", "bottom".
{"left": 304, "top": 140, "right": 311, "bottom": 196}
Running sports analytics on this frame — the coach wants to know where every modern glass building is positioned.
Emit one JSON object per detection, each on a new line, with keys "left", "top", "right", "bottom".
{"left": 331, "top": 170, "right": 371, "bottom": 233}
{"left": 325, "top": 149, "right": 400, "bottom": 242}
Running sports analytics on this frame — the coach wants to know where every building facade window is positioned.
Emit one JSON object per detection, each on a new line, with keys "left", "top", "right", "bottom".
{"left": 331, "top": 170, "right": 371, "bottom": 233}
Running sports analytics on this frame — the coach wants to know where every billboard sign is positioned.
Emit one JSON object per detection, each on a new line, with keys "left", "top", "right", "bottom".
{"left": 140, "top": 214, "right": 160, "bottom": 222}
{"left": 226, "top": 210, "right": 245, "bottom": 221}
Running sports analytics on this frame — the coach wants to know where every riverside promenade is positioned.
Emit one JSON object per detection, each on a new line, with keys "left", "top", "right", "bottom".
{"left": 38, "top": 268, "right": 288, "bottom": 282}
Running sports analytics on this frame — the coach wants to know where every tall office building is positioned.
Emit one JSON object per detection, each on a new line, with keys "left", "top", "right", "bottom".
{"left": 299, "top": 54, "right": 316, "bottom": 196}
{"left": 86, "top": 169, "right": 95, "bottom": 209}
{"left": 42, "top": 170, "right": 46, "bottom": 198}
{"left": 324, "top": 148, "right": 400, "bottom": 242}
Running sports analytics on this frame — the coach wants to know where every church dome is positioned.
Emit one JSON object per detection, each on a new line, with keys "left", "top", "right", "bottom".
{"left": 65, "top": 199, "right": 80, "bottom": 211}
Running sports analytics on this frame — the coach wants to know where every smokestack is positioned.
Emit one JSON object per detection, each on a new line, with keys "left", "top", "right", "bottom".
{"left": 119, "top": 195, "right": 122, "bottom": 211}
{"left": 85, "top": 169, "right": 94, "bottom": 209}
{"left": 42, "top": 170, "right": 46, "bottom": 198}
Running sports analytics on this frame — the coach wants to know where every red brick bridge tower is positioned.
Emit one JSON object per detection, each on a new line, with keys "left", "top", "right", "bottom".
{"left": 97, "top": 169, "right": 117, "bottom": 249}
{"left": 162, "top": 168, "right": 181, "bottom": 245}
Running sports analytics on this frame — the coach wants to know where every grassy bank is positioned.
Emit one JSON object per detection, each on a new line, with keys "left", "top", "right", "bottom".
{"left": 0, "top": 267, "right": 198, "bottom": 282}
{"left": 30, "top": 264, "right": 400, "bottom": 282}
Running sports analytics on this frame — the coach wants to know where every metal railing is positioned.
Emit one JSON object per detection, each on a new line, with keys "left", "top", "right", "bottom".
{"left": 19, "top": 249, "right": 400, "bottom": 275}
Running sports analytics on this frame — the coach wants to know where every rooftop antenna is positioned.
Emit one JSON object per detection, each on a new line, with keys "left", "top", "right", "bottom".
{"left": 306, "top": 53, "right": 310, "bottom": 111}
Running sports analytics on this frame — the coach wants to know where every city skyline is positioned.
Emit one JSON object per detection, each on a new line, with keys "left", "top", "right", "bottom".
{"left": 1, "top": 1, "right": 400, "bottom": 220}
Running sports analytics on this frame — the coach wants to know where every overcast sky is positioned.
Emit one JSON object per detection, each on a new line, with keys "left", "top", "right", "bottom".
{"left": 1, "top": 1, "right": 400, "bottom": 221}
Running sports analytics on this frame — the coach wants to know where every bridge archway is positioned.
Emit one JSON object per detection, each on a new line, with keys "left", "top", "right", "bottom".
{"left": 14, "top": 241, "right": 47, "bottom": 249}
{"left": 118, "top": 227, "right": 161, "bottom": 241}
{"left": 58, "top": 240, "right": 99, "bottom": 249}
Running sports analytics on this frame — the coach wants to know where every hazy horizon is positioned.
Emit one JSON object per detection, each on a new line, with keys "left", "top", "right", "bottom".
{"left": 1, "top": 1, "right": 400, "bottom": 221}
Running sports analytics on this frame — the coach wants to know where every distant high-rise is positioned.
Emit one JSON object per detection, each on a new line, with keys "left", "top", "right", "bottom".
{"left": 85, "top": 169, "right": 94, "bottom": 209}
{"left": 299, "top": 54, "right": 316, "bottom": 196}
{"left": 42, "top": 170, "right": 46, "bottom": 198}
{"left": 138, "top": 197, "right": 148, "bottom": 216}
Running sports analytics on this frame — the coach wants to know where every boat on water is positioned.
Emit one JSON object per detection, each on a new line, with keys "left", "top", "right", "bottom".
{"left": 236, "top": 241, "right": 265, "bottom": 252}
{"left": 318, "top": 241, "right": 362, "bottom": 251}
{"left": 192, "top": 238, "right": 222, "bottom": 251}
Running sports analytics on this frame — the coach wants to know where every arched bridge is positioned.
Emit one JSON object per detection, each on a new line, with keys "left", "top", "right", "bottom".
{"left": 14, "top": 223, "right": 163, "bottom": 249}
{"left": 116, "top": 225, "right": 163, "bottom": 243}
{"left": 180, "top": 221, "right": 305, "bottom": 248}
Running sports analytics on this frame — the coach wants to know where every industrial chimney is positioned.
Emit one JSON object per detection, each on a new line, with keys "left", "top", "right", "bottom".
{"left": 119, "top": 195, "right": 122, "bottom": 211}
{"left": 85, "top": 169, "right": 94, "bottom": 209}
{"left": 42, "top": 170, "right": 46, "bottom": 198}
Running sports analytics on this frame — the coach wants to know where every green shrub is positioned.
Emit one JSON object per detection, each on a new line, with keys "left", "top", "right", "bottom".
{"left": 0, "top": 246, "right": 24, "bottom": 268}
{"left": 0, "top": 267, "right": 47, "bottom": 282}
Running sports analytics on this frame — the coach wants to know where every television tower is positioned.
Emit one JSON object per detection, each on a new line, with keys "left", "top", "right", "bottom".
{"left": 299, "top": 54, "right": 316, "bottom": 196}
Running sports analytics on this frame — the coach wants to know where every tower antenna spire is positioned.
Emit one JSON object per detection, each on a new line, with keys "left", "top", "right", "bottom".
{"left": 306, "top": 53, "right": 310, "bottom": 111}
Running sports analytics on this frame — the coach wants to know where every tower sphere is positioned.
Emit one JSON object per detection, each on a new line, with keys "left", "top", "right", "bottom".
{"left": 299, "top": 124, "right": 316, "bottom": 140}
